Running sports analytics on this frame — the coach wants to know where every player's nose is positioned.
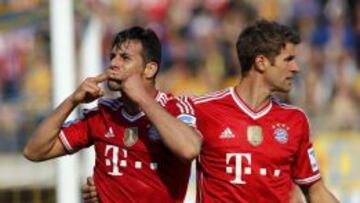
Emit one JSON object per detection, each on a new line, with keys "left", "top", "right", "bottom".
{"left": 290, "top": 61, "right": 299, "bottom": 73}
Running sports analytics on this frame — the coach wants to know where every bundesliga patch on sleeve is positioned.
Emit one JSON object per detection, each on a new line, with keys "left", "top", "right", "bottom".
{"left": 307, "top": 148, "right": 319, "bottom": 172}
{"left": 177, "top": 114, "right": 196, "bottom": 126}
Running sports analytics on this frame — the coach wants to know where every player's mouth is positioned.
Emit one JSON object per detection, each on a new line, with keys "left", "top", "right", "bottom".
{"left": 286, "top": 76, "right": 294, "bottom": 81}
{"left": 108, "top": 78, "right": 121, "bottom": 84}
{"left": 285, "top": 77, "right": 293, "bottom": 86}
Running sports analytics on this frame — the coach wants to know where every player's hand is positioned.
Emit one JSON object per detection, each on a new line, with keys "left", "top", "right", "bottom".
{"left": 81, "top": 176, "right": 99, "bottom": 203}
{"left": 121, "top": 73, "right": 149, "bottom": 103}
{"left": 107, "top": 69, "right": 149, "bottom": 103}
{"left": 71, "top": 73, "right": 107, "bottom": 104}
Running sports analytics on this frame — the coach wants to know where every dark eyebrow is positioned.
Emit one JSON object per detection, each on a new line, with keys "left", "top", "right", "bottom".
{"left": 120, "top": 52, "right": 130, "bottom": 58}
{"left": 120, "top": 52, "right": 129, "bottom": 56}
{"left": 109, "top": 50, "right": 131, "bottom": 60}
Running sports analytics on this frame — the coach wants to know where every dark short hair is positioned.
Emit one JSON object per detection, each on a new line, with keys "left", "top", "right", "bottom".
{"left": 236, "top": 20, "right": 301, "bottom": 76}
{"left": 112, "top": 26, "right": 161, "bottom": 70}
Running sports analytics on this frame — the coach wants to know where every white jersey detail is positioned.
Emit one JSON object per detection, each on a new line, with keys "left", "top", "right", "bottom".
{"left": 59, "top": 130, "right": 73, "bottom": 152}
{"left": 121, "top": 109, "right": 145, "bottom": 122}
{"left": 192, "top": 88, "right": 230, "bottom": 102}
{"left": 156, "top": 91, "right": 170, "bottom": 107}
{"left": 230, "top": 87, "right": 272, "bottom": 120}
{"left": 176, "top": 96, "right": 194, "bottom": 115}
{"left": 193, "top": 89, "right": 231, "bottom": 104}
{"left": 98, "top": 98, "right": 123, "bottom": 110}
{"left": 273, "top": 99, "right": 314, "bottom": 136}
{"left": 294, "top": 173, "right": 321, "bottom": 185}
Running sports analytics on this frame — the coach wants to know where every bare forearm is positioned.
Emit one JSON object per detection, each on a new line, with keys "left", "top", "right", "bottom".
{"left": 23, "top": 96, "right": 78, "bottom": 161}
{"left": 303, "top": 181, "right": 339, "bottom": 203}
{"left": 307, "top": 189, "right": 339, "bottom": 203}
{"left": 138, "top": 96, "right": 201, "bottom": 161}
{"left": 24, "top": 73, "right": 107, "bottom": 161}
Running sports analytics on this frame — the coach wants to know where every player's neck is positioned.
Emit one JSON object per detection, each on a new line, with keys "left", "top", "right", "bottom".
{"left": 122, "top": 85, "right": 158, "bottom": 115}
{"left": 235, "top": 75, "right": 272, "bottom": 111}
{"left": 122, "top": 95, "right": 140, "bottom": 115}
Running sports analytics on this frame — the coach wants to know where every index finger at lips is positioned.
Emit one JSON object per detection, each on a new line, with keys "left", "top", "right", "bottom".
{"left": 107, "top": 69, "right": 117, "bottom": 79}
{"left": 93, "top": 72, "right": 108, "bottom": 83}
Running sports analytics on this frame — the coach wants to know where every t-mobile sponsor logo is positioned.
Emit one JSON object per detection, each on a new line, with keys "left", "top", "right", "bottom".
{"left": 104, "top": 145, "right": 158, "bottom": 176}
{"left": 226, "top": 153, "right": 251, "bottom": 184}
{"left": 226, "top": 153, "right": 281, "bottom": 184}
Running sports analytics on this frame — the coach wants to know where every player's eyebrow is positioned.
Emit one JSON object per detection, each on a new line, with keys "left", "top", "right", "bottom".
{"left": 110, "top": 47, "right": 132, "bottom": 60}
{"left": 120, "top": 52, "right": 130, "bottom": 58}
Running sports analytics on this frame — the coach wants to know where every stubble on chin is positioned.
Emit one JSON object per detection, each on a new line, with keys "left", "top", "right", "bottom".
{"left": 107, "top": 80, "right": 122, "bottom": 91}
{"left": 274, "top": 84, "right": 291, "bottom": 93}
{"left": 279, "top": 85, "right": 291, "bottom": 93}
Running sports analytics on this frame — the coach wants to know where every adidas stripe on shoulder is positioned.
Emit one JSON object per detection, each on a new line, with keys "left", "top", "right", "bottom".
{"left": 157, "top": 92, "right": 171, "bottom": 107}
{"left": 175, "top": 96, "right": 195, "bottom": 115}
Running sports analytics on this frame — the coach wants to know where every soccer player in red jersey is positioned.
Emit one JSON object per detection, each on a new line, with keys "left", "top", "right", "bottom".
{"left": 191, "top": 20, "right": 338, "bottom": 203}
{"left": 81, "top": 20, "right": 339, "bottom": 203}
{"left": 193, "top": 20, "right": 339, "bottom": 203}
{"left": 23, "top": 27, "right": 201, "bottom": 203}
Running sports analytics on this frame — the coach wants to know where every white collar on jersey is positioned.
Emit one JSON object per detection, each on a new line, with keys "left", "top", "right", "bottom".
{"left": 120, "top": 91, "right": 163, "bottom": 122}
{"left": 230, "top": 87, "right": 272, "bottom": 120}
{"left": 121, "top": 109, "right": 145, "bottom": 122}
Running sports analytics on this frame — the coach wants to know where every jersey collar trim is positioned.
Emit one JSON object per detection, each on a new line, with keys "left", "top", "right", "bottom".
{"left": 230, "top": 87, "right": 272, "bottom": 119}
{"left": 121, "top": 109, "right": 145, "bottom": 122}
{"left": 120, "top": 90, "right": 163, "bottom": 122}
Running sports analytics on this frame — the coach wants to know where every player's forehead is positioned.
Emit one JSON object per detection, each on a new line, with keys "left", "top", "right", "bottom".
{"left": 277, "top": 43, "right": 297, "bottom": 59}
{"left": 111, "top": 39, "right": 143, "bottom": 55}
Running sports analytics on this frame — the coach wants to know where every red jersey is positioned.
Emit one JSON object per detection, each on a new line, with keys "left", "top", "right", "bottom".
{"left": 58, "top": 92, "right": 196, "bottom": 203}
{"left": 193, "top": 87, "right": 321, "bottom": 203}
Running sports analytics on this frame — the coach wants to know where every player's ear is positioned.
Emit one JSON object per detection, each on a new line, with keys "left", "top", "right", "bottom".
{"left": 144, "top": 62, "right": 158, "bottom": 79}
{"left": 254, "top": 55, "right": 269, "bottom": 72}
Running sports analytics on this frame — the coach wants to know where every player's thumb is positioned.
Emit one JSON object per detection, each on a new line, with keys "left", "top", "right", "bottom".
{"left": 87, "top": 176, "right": 95, "bottom": 186}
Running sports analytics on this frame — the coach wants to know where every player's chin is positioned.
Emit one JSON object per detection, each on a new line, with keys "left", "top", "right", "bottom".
{"left": 276, "top": 84, "right": 292, "bottom": 93}
{"left": 107, "top": 80, "right": 122, "bottom": 91}
{"left": 281, "top": 86, "right": 291, "bottom": 93}
{"left": 282, "top": 80, "right": 294, "bottom": 91}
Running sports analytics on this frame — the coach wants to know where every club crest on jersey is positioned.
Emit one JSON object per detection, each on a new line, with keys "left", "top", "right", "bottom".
{"left": 123, "top": 127, "right": 139, "bottom": 147}
{"left": 272, "top": 123, "right": 290, "bottom": 144}
{"left": 148, "top": 125, "right": 161, "bottom": 141}
{"left": 247, "top": 125, "right": 263, "bottom": 146}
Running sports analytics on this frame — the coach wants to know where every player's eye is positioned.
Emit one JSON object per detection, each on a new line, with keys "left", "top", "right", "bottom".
{"left": 120, "top": 53, "right": 130, "bottom": 60}
{"left": 284, "top": 55, "right": 295, "bottom": 62}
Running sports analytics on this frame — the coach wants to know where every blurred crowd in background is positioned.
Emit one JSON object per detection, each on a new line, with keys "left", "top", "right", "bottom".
{"left": 0, "top": 0, "right": 359, "bottom": 155}
{"left": 2, "top": 0, "right": 360, "bottom": 153}
{"left": 1, "top": 0, "right": 360, "bottom": 202}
